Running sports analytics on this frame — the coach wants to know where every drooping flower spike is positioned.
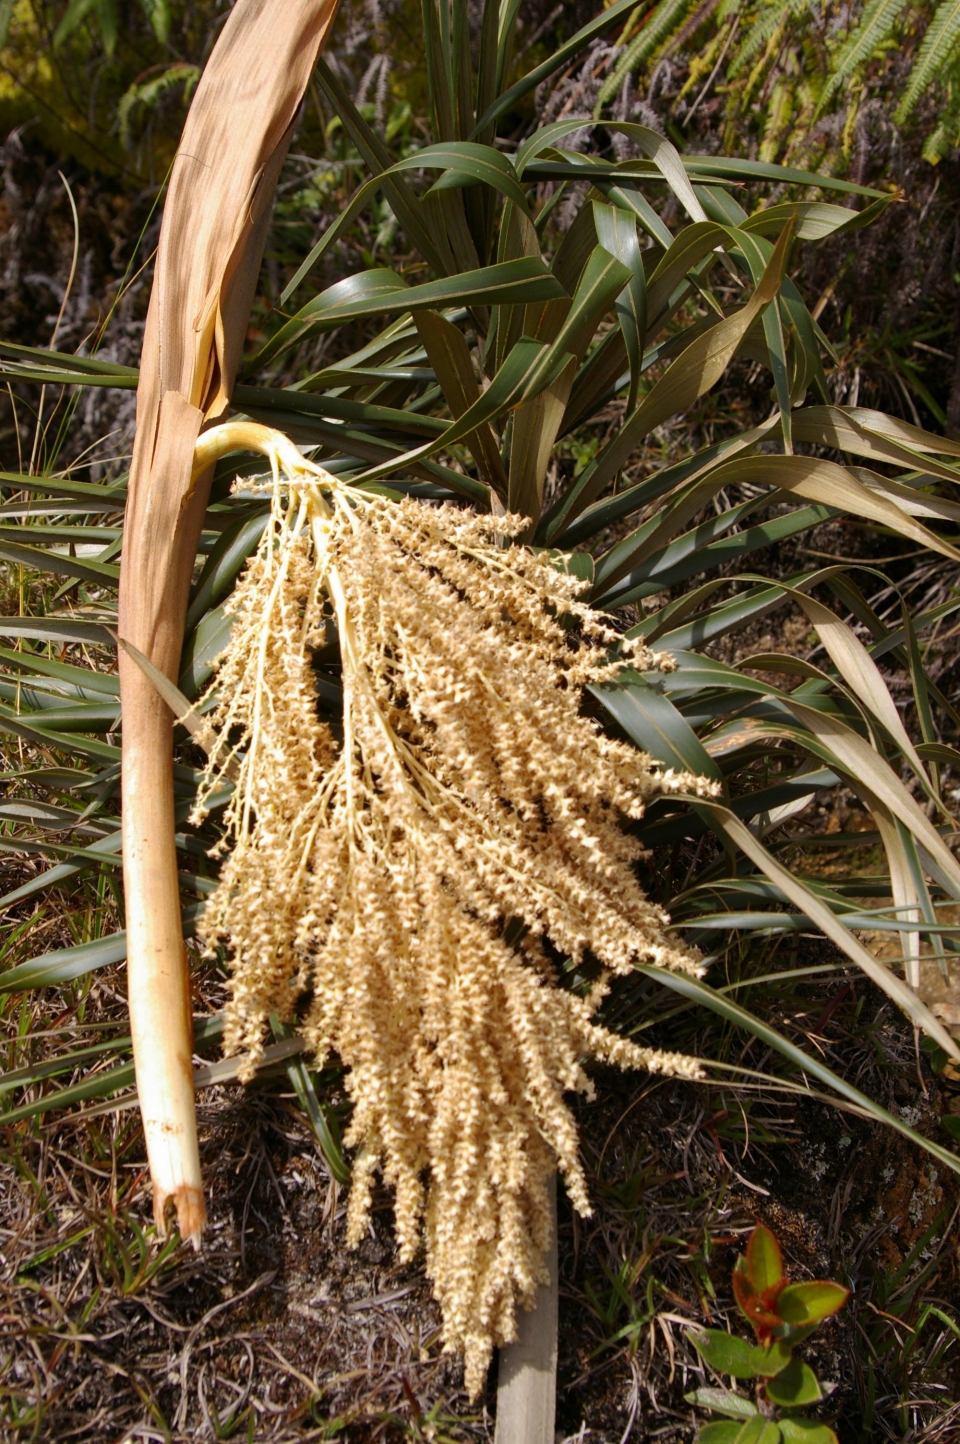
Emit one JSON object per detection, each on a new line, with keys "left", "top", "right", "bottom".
{"left": 190, "top": 423, "right": 715, "bottom": 1393}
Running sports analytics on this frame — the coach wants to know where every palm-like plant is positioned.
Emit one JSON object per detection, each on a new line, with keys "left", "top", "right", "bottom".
{"left": 2, "top": 0, "right": 960, "bottom": 1388}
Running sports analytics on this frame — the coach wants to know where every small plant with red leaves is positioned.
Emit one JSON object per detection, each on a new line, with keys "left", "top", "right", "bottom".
{"left": 686, "top": 1223, "right": 849, "bottom": 1443}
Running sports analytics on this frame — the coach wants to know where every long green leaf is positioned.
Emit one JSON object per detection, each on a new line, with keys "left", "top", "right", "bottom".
{"left": 693, "top": 801, "right": 960, "bottom": 1058}
{"left": 544, "top": 220, "right": 793, "bottom": 540}
{"left": 590, "top": 670, "right": 723, "bottom": 783}
{"left": 640, "top": 966, "right": 960, "bottom": 1175}
{"left": 255, "top": 256, "right": 564, "bottom": 370}
{"left": 1, "top": 905, "right": 204, "bottom": 994}
{"left": 472, "top": 0, "right": 642, "bottom": 136}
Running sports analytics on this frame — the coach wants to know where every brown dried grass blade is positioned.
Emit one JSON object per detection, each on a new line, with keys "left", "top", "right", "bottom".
{"left": 118, "top": 0, "right": 340, "bottom": 1243}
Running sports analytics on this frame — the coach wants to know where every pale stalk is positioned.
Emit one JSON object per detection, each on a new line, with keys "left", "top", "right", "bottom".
{"left": 118, "top": 0, "right": 339, "bottom": 1247}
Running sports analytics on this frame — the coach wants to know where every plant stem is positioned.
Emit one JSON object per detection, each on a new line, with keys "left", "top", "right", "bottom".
{"left": 121, "top": 423, "right": 336, "bottom": 1244}
{"left": 115, "top": 0, "right": 339, "bottom": 1245}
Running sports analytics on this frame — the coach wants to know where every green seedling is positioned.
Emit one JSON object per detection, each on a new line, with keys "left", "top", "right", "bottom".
{"left": 687, "top": 1222, "right": 849, "bottom": 1443}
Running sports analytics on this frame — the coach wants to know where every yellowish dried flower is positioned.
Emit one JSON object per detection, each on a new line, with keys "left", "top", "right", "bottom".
{"left": 192, "top": 438, "right": 714, "bottom": 1394}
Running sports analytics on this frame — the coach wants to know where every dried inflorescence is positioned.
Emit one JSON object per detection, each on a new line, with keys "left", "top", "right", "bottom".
{"left": 193, "top": 461, "right": 714, "bottom": 1393}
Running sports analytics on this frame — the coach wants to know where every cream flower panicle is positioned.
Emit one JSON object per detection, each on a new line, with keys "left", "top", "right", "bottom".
{"left": 190, "top": 445, "right": 716, "bottom": 1395}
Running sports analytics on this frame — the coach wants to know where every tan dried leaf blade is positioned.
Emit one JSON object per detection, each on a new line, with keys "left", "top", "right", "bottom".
{"left": 119, "top": 0, "right": 341, "bottom": 1238}
{"left": 194, "top": 472, "right": 712, "bottom": 1393}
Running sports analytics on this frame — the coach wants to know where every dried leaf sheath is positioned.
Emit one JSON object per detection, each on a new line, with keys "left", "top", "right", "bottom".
{"left": 190, "top": 441, "right": 714, "bottom": 1392}
{"left": 118, "top": 0, "right": 340, "bottom": 1241}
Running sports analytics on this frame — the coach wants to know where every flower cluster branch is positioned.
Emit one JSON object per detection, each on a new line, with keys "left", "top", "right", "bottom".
{"left": 192, "top": 457, "right": 715, "bottom": 1393}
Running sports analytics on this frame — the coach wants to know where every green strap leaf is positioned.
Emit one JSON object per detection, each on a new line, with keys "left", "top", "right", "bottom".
{"left": 403, "top": 141, "right": 531, "bottom": 213}
{"left": 639, "top": 963, "right": 960, "bottom": 1175}
{"left": 0, "top": 701, "right": 119, "bottom": 761}
{"left": 472, "top": 0, "right": 642, "bottom": 137}
{"left": 545, "top": 220, "right": 794, "bottom": 541}
{"left": 0, "top": 616, "right": 116, "bottom": 647}
{"left": 1, "top": 905, "right": 204, "bottom": 994}
{"left": 255, "top": 257, "right": 564, "bottom": 370}
{"left": 590, "top": 669, "right": 723, "bottom": 783}
{"left": 690, "top": 801, "right": 960, "bottom": 1059}
{"left": 414, "top": 310, "right": 507, "bottom": 497}
{"left": 352, "top": 336, "right": 573, "bottom": 487}
{"left": 678, "top": 154, "right": 887, "bottom": 200}
{"left": 507, "top": 355, "right": 577, "bottom": 527}
{"left": 0, "top": 645, "right": 119, "bottom": 697}
{"left": 593, "top": 202, "right": 647, "bottom": 411}
{"left": 314, "top": 58, "right": 449, "bottom": 275}
{"left": 0, "top": 537, "right": 119, "bottom": 586}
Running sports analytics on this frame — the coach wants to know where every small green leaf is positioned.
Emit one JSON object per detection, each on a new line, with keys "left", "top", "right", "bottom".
{"left": 701, "top": 1422, "right": 780, "bottom": 1444}
{"left": 749, "top": 1339, "right": 793, "bottom": 1378}
{"left": 690, "top": 1329, "right": 760, "bottom": 1378}
{"left": 699, "top": 1425, "right": 750, "bottom": 1444}
{"left": 765, "top": 1358, "right": 823, "bottom": 1408}
{"left": 685, "top": 1387, "right": 759, "bottom": 1419}
{"left": 778, "top": 1421, "right": 838, "bottom": 1444}
{"left": 776, "top": 1281, "right": 850, "bottom": 1328}
{"left": 746, "top": 1223, "right": 786, "bottom": 1294}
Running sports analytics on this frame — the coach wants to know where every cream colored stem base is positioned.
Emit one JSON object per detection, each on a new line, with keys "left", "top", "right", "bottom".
{"left": 123, "top": 679, "right": 205, "bottom": 1242}
{"left": 117, "top": 0, "right": 341, "bottom": 1250}
{"left": 123, "top": 422, "right": 323, "bottom": 1243}
{"left": 494, "top": 1174, "right": 558, "bottom": 1444}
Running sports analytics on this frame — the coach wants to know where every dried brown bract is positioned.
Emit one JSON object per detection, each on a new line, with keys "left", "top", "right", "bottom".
{"left": 192, "top": 442, "right": 714, "bottom": 1393}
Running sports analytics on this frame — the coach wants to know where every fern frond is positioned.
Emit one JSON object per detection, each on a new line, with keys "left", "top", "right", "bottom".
{"left": 596, "top": 0, "right": 697, "bottom": 111}
{"left": 118, "top": 63, "right": 201, "bottom": 148}
{"left": 919, "top": 75, "right": 960, "bottom": 158}
{"left": 896, "top": 0, "right": 960, "bottom": 122}
{"left": 141, "top": 0, "right": 170, "bottom": 45}
{"left": 727, "top": 2, "right": 789, "bottom": 80}
{"left": 818, "top": 0, "right": 907, "bottom": 112}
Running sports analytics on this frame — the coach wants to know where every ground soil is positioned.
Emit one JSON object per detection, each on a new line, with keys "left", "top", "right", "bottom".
{"left": 3, "top": 955, "right": 959, "bottom": 1442}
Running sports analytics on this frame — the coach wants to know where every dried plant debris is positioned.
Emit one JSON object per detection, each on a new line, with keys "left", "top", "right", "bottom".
{"left": 189, "top": 455, "right": 715, "bottom": 1393}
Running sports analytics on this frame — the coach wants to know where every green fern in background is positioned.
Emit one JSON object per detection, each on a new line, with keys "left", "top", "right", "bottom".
{"left": 596, "top": 0, "right": 960, "bottom": 167}
{"left": 595, "top": 0, "right": 699, "bottom": 113}
{"left": 817, "top": 0, "right": 907, "bottom": 113}
{"left": 896, "top": 0, "right": 960, "bottom": 157}
{"left": 55, "top": 0, "right": 171, "bottom": 53}
{"left": 8, "top": 0, "right": 960, "bottom": 177}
